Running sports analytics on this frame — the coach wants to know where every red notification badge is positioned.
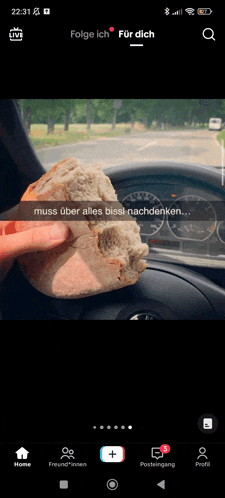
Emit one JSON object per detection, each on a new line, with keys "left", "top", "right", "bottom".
{"left": 160, "top": 444, "right": 171, "bottom": 454}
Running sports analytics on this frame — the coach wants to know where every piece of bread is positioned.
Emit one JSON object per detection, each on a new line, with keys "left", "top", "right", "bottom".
{"left": 14, "top": 157, "right": 149, "bottom": 299}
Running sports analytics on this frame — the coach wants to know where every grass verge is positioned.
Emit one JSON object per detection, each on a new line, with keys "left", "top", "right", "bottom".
{"left": 29, "top": 123, "right": 141, "bottom": 150}
{"left": 28, "top": 122, "right": 214, "bottom": 150}
{"left": 217, "top": 130, "right": 225, "bottom": 148}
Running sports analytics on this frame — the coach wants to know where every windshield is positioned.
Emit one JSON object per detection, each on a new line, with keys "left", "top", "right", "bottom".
{"left": 16, "top": 98, "right": 225, "bottom": 269}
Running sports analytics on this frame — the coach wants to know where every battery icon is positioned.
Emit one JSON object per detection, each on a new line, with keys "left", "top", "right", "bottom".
{"left": 197, "top": 8, "right": 213, "bottom": 15}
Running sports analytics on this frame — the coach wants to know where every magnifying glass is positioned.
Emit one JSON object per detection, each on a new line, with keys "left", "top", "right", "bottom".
{"left": 202, "top": 28, "right": 215, "bottom": 41}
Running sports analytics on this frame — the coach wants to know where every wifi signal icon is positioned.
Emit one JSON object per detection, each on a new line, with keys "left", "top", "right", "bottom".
{"left": 185, "top": 8, "right": 195, "bottom": 15}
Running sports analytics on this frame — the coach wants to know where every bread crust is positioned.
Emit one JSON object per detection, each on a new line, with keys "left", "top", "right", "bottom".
{"left": 15, "top": 158, "right": 148, "bottom": 299}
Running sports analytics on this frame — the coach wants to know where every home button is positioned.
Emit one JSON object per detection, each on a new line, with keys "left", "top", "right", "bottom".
{"left": 106, "top": 479, "right": 118, "bottom": 490}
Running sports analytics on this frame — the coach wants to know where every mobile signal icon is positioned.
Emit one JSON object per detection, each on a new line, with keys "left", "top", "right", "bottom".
{"left": 172, "top": 9, "right": 183, "bottom": 15}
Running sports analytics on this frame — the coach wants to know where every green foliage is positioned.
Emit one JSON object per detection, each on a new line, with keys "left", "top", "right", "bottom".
{"left": 18, "top": 99, "right": 225, "bottom": 128}
{"left": 217, "top": 130, "right": 225, "bottom": 147}
{"left": 28, "top": 124, "right": 133, "bottom": 149}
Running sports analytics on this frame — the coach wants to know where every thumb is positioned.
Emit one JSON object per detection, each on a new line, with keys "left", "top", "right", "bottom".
{"left": 0, "top": 222, "right": 70, "bottom": 261}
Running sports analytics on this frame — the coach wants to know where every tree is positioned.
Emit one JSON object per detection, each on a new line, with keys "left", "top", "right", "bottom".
{"left": 112, "top": 100, "right": 123, "bottom": 129}
{"left": 29, "top": 99, "right": 65, "bottom": 134}
{"left": 112, "top": 107, "right": 117, "bottom": 130}
{"left": 221, "top": 100, "right": 225, "bottom": 119}
{"left": 55, "top": 99, "right": 77, "bottom": 131}
{"left": 47, "top": 99, "right": 55, "bottom": 134}
{"left": 15, "top": 99, "right": 225, "bottom": 132}
{"left": 92, "top": 99, "right": 114, "bottom": 123}
{"left": 134, "top": 100, "right": 158, "bottom": 128}
{"left": 87, "top": 99, "right": 92, "bottom": 129}
{"left": 16, "top": 99, "right": 34, "bottom": 134}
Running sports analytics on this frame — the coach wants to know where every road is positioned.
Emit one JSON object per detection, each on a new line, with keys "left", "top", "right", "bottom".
{"left": 36, "top": 129, "right": 224, "bottom": 172}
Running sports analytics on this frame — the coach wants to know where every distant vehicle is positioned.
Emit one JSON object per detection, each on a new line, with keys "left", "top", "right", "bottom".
{"left": 209, "top": 118, "right": 222, "bottom": 130}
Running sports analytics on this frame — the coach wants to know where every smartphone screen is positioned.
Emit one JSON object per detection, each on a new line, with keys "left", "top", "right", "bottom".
{"left": 0, "top": 5, "right": 224, "bottom": 496}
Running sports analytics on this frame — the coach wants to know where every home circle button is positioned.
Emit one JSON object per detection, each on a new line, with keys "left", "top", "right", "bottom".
{"left": 106, "top": 479, "right": 118, "bottom": 490}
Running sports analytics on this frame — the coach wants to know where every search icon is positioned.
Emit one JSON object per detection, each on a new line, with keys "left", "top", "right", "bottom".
{"left": 202, "top": 28, "right": 215, "bottom": 41}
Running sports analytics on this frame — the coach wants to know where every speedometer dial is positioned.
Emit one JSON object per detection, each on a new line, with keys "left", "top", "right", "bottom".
{"left": 217, "top": 221, "right": 225, "bottom": 243}
{"left": 167, "top": 195, "right": 217, "bottom": 241}
{"left": 121, "top": 191, "right": 164, "bottom": 236}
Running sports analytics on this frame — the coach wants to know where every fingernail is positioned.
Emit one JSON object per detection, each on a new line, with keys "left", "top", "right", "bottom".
{"left": 50, "top": 223, "right": 68, "bottom": 240}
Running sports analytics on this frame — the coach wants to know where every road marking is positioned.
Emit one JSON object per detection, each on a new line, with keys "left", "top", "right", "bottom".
{"left": 138, "top": 141, "right": 158, "bottom": 151}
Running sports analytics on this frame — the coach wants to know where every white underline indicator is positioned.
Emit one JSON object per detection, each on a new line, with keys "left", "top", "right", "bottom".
{"left": 130, "top": 44, "right": 143, "bottom": 46}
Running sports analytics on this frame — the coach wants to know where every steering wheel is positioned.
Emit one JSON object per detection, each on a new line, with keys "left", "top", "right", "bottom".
{"left": 78, "top": 161, "right": 225, "bottom": 320}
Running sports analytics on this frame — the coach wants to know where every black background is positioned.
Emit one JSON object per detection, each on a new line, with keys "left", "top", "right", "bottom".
{"left": 0, "top": 328, "right": 222, "bottom": 442}
{"left": 1, "top": 5, "right": 220, "bottom": 96}
{"left": 0, "top": 4, "right": 224, "bottom": 495}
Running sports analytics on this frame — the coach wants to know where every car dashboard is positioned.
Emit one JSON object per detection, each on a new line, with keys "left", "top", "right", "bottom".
{"left": 106, "top": 162, "right": 225, "bottom": 270}
{"left": 117, "top": 183, "right": 225, "bottom": 267}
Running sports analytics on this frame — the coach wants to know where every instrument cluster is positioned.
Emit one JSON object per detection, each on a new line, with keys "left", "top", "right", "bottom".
{"left": 117, "top": 183, "right": 225, "bottom": 262}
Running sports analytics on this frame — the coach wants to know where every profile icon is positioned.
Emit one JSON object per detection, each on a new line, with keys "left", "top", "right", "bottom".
{"left": 197, "top": 447, "right": 208, "bottom": 459}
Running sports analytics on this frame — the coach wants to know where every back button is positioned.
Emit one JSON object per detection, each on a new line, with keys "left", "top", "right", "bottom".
{"left": 157, "top": 479, "right": 165, "bottom": 489}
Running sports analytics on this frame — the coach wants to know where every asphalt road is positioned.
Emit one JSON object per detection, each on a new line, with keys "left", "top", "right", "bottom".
{"left": 36, "top": 129, "right": 224, "bottom": 172}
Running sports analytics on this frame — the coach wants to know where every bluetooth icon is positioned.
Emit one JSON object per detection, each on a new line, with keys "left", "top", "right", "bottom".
{"left": 164, "top": 7, "right": 170, "bottom": 15}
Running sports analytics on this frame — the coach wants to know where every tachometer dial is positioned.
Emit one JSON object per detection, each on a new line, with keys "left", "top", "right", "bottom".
{"left": 217, "top": 221, "right": 225, "bottom": 243}
{"left": 167, "top": 195, "right": 216, "bottom": 241}
{"left": 121, "top": 191, "right": 164, "bottom": 236}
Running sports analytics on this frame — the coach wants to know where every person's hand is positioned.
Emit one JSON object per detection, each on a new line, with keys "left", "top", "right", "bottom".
{"left": 0, "top": 220, "right": 69, "bottom": 284}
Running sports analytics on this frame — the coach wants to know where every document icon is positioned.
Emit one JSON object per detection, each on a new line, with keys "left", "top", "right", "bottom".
{"left": 203, "top": 418, "right": 213, "bottom": 429}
